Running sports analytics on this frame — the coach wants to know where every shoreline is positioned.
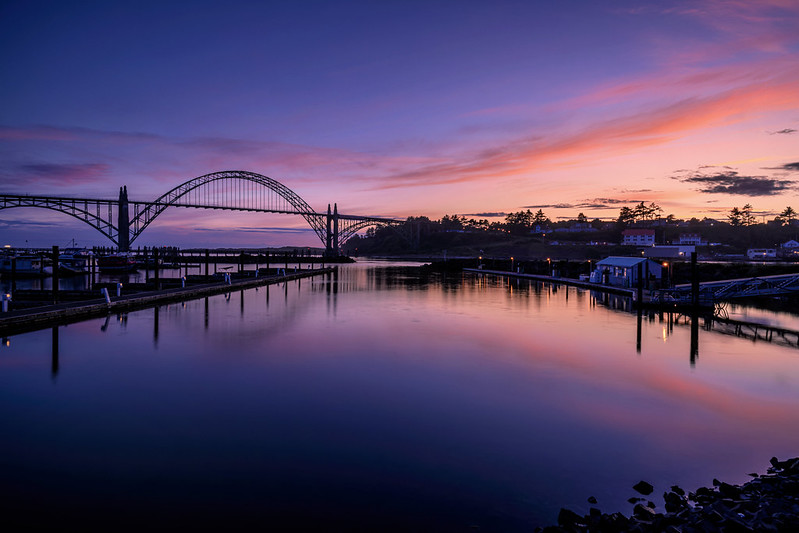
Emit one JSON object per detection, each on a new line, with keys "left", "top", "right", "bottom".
{"left": 541, "top": 456, "right": 799, "bottom": 532}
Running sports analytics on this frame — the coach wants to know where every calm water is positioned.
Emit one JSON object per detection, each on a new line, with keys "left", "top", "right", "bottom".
{"left": 1, "top": 260, "right": 798, "bottom": 531}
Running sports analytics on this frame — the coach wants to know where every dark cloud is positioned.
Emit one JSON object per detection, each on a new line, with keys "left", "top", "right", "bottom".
{"left": 13, "top": 163, "right": 109, "bottom": 185}
{"left": 771, "top": 128, "right": 797, "bottom": 135}
{"left": 0, "top": 218, "right": 61, "bottom": 229}
{"left": 194, "top": 226, "right": 314, "bottom": 234}
{"left": 780, "top": 162, "right": 799, "bottom": 172}
{"left": 462, "top": 212, "right": 506, "bottom": 218}
{"left": 524, "top": 203, "right": 576, "bottom": 209}
{"left": 588, "top": 198, "right": 636, "bottom": 205}
{"left": 524, "top": 198, "right": 642, "bottom": 210}
{"left": 678, "top": 170, "right": 794, "bottom": 196}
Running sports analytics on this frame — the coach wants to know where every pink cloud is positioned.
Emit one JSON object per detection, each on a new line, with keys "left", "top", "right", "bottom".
{"left": 10, "top": 163, "right": 110, "bottom": 187}
{"left": 370, "top": 71, "right": 799, "bottom": 190}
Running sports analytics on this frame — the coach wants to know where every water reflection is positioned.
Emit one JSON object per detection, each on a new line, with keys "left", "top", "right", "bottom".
{"left": 51, "top": 325, "right": 58, "bottom": 379}
{"left": 1, "top": 262, "right": 797, "bottom": 532}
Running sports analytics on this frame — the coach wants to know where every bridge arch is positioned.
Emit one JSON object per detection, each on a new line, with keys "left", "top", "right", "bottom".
{"left": 0, "top": 198, "right": 121, "bottom": 245}
{"left": 130, "top": 170, "right": 327, "bottom": 245}
{"left": 1, "top": 171, "right": 401, "bottom": 254}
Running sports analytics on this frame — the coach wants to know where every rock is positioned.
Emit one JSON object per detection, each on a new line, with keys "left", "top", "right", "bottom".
{"left": 633, "top": 480, "right": 654, "bottom": 495}
{"left": 633, "top": 503, "right": 657, "bottom": 521}
{"left": 557, "top": 508, "right": 584, "bottom": 529}
{"left": 664, "top": 491, "right": 687, "bottom": 513}
{"left": 718, "top": 481, "right": 741, "bottom": 499}
{"left": 539, "top": 457, "right": 799, "bottom": 532}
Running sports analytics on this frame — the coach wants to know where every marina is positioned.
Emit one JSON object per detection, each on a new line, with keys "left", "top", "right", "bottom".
{"left": 2, "top": 260, "right": 798, "bottom": 531}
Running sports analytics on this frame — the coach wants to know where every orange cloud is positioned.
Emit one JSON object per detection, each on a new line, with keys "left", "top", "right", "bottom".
{"left": 372, "top": 69, "right": 799, "bottom": 190}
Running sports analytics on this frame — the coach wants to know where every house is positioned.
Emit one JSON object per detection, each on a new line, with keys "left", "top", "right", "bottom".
{"left": 676, "top": 233, "right": 706, "bottom": 246}
{"left": 780, "top": 240, "right": 799, "bottom": 259}
{"left": 622, "top": 229, "right": 655, "bottom": 246}
{"left": 590, "top": 257, "right": 662, "bottom": 288}
{"left": 553, "top": 222, "right": 597, "bottom": 233}
{"left": 746, "top": 249, "right": 777, "bottom": 260}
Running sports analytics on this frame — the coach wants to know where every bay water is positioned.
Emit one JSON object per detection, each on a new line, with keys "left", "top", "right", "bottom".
{"left": 1, "top": 260, "right": 797, "bottom": 531}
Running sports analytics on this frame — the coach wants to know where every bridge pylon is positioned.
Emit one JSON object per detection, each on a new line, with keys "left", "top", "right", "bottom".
{"left": 118, "top": 186, "right": 130, "bottom": 252}
{"left": 325, "top": 203, "right": 340, "bottom": 257}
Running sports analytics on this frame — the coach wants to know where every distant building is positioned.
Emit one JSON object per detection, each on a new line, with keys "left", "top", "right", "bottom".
{"left": 622, "top": 229, "right": 655, "bottom": 246}
{"left": 591, "top": 257, "right": 662, "bottom": 288}
{"left": 780, "top": 240, "right": 799, "bottom": 259}
{"left": 746, "top": 248, "right": 777, "bottom": 260}
{"left": 642, "top": 245, "right": 695, "bottom": 259}
{"left": 676, "top": 233, "right": 706, "bottom": 246}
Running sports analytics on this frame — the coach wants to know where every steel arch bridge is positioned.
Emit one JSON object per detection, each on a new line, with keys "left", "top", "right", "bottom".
{"left": 0, "top": 170, "right": 401, "bottom": 255}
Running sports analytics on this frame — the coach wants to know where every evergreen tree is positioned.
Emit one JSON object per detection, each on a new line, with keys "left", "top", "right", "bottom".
{"left": 728, "top": 207, "right": 742, "bottom": 226}
{"left": 778, "top": 206, "right": 797, "bottom": 225}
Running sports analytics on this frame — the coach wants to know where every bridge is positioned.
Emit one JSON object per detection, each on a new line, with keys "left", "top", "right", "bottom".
{"left": 0, "top": 170, "right": 402, "bottom": 255}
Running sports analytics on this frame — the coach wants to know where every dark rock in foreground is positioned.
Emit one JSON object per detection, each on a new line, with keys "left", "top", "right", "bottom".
{"left": 540, "top": 457, "right": 799, "bottom": 532}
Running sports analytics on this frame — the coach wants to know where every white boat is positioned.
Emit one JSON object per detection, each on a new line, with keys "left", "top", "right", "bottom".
{"left": 58, "top": 248, "right": 92, "bottom": 275}
{"left": 0, "top": 254, "right": 53, "bottom": 277}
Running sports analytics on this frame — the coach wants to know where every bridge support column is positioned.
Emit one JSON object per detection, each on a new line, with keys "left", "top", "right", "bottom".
{"left": 333, "top": 203, "right": 339, "bottom": 256}
{"left": 326, "top": 204, "right": 332, "bottom": 255}
{"left": 325, "top": 203, "right": 340, "bottom": 257}
{"left": 118, "top": 186, "right": 130, "bottom": 252}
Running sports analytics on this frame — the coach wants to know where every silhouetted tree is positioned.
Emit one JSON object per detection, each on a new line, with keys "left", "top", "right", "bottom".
{"left": 617, "top": 206, "right": 635, "bottom": 225}
{"left": 728, "top": 207, "right": 743, "bottom": 226}
{"left": 533, "top": 209, "right": 550, "bottom": 226}
{"left": 741, "top": 204, "right": 756, "bottom": 226}
{"left": 778, "top": 206, "right": 797, "bottom": 225}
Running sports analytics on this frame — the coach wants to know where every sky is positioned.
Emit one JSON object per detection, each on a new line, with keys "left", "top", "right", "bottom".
{"left": 1, "top": 0, "right": 798, "bottom": 249}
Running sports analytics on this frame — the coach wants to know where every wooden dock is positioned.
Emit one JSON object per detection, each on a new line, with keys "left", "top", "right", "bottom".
{"left": 464, "top": 268, "right": 636, "bottom": 297}
{"left": 0, "top": 267, "right": 334, "bottom": 336}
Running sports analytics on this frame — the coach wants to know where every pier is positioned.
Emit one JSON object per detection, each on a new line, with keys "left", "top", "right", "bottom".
{"left": 0, "top": 267, "right": 333, "bottom": 336}
{"left": 464, "top": 268, "right": 636, "bottom": 297}
{"left": 467, "top": 267, "right": 799, "bottom": 349}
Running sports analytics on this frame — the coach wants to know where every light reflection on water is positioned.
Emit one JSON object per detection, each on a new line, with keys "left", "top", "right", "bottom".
{"left": 1, "top": 261, "right": 797, "bottom": 532}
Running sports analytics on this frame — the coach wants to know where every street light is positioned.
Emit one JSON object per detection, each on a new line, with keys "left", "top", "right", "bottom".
{"left": 511, "top": 256, "right": 514, "bottom": 272}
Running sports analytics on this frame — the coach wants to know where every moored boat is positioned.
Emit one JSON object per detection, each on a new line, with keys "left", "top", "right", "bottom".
{"left": 0, "top": 254, "right": 53, "bottom": 277}
{"left": 57, "top": 248, "right": 92, "bottom": 276}
{"left": 97, "top": 253, "right": 137, "bottom": 272}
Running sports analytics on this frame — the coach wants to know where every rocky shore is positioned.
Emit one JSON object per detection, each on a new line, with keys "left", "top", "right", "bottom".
{"left": 540, "top": 457, "right": 799, "bottom": 532}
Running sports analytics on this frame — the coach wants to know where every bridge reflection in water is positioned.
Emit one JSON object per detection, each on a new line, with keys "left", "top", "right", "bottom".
{"left": 32, "top": 264, "right": 798, "bottom": 385}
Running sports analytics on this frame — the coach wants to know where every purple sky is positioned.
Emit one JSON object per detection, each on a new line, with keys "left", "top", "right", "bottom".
{"left": 1, "top": 0, "right": 798, "bottom": 248}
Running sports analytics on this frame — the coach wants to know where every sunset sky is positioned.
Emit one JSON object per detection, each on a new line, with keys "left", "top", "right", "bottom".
{"left": 1, "top": 0, "right": 797, "bottom": 248}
